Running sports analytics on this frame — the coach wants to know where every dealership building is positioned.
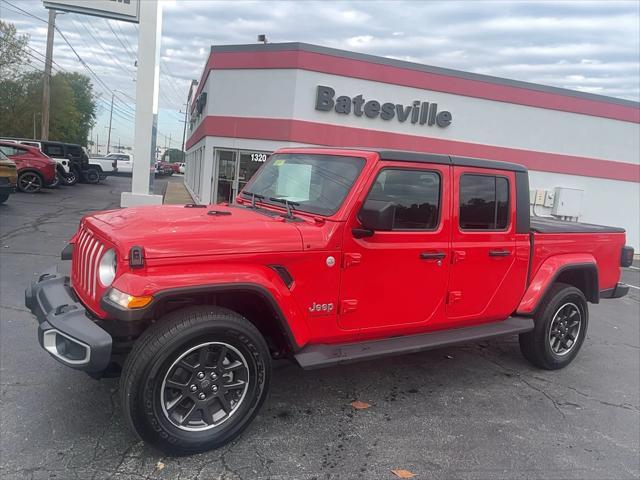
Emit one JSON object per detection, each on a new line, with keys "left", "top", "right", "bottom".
{"left": 185, "top": 43, "right": 640, "bottom": 248}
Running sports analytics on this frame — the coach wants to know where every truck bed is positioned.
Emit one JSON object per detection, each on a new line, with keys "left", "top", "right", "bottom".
{"left": 530, "top": 217, "right": 625, "bottom": 234}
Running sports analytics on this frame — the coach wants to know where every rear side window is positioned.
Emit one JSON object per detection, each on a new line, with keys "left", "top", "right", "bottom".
{"left": 459, "top": 174, "right": 509, "bottom": 230}
{"left": 366, "top": 168, "right": 441, "bottom": 230}
{"left": 43, "top": 144, "right": 64, "bottom": 157}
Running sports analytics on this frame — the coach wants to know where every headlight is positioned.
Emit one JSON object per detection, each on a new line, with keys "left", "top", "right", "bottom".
{"left": 98, "top": 249, "right": 117, "bottom": 286}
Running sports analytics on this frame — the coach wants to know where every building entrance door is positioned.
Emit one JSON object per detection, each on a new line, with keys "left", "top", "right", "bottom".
{"left": 214, "top": 149, "right": 237, "bottom": 204}
{"left": 212, "top": 149, "right": 271, "bottom": 204}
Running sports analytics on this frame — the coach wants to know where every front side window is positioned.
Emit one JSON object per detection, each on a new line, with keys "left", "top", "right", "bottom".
{"left": 459, "top": 174, "right": 509, "bottom": 230}
{"left": 241, "top": 154, "right": 365, "bottom": 216}
{"left": 365, "top": 168, "right": 441, "bottom": 230}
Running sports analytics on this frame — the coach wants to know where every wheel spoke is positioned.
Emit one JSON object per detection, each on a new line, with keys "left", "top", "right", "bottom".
{"left": 166, "top": 394, "right": 184, "bottom": 412}
{"left": 201, "top": 405, "right": 214, "bottom": 425}
{"left": 217, "top": 345, "right": 228, "bottom": 365}
{"left": 568, "top": 320, "right": 580, "bottom": 329}
{"left": 223, "top": 380, "right": 246, "bottom": 392}
{"left": 165, "top": 379, "right": 188, "bottom": 390}
{"left": 181, "top": 403, "right": 198, "bottom": 424}
{"left": 218, "top": 394, "right": 232, "bottom": 413}
{"left": 223, "top": 360, "right": 244, "bottom": 372}
{"left": 198, "top": 347, "right": 209, "bottom": 368}
{"left": 178, "top": 359, "right": 195, "bottom": 372}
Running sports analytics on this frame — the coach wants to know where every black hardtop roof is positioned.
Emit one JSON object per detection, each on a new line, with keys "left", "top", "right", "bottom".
{"left": 281, "top": 147, "right": 527, "bottom": 173}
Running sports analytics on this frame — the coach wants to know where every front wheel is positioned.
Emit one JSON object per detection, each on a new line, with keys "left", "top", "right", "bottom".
{"left": 17, "top": 171, "right": 43, "bottom": 193}
{"left": 120, "top": 306, "right": 271, "bottom": 455}
{"left": 519, "top": 283, "right": 588, "bottom": 370}
{"left": 62, "top": 169, "right": 79, "bottom": 186}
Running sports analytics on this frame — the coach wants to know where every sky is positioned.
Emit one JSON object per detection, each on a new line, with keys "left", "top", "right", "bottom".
{"left": 1, "top": 0, "right": 639, "bottom": 150}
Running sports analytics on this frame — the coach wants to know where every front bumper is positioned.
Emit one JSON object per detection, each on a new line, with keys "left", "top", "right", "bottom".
{"left": 25, "top": 266, "right": 112, "bottom": 372}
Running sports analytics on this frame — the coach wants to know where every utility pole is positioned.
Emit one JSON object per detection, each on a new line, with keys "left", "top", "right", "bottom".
{"left": 181, "top": 104, "right": 188, "bottom": 154}
{"left": 96, "top": 133, "right": 99, "bottom": 155}
{"left": 107, "top": 91, "right": 114, "bottom": 154}
{"left": 41, "top": 9, "right": 56, "bottom": 140}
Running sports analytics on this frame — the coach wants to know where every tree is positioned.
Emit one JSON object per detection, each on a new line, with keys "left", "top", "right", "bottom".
{"left": 0, "top": 70, "right": 96, "bottom": 145}
{"left": 0, "top": 21, "right": 30, "bottom": 79}
{"left": 162, "top": 148, "right": 185, "bottom": 163}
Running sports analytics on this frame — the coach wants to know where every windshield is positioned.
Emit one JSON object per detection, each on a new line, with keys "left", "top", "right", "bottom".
{"left": 241, "top": 153, "right": 365, "bottom": 216}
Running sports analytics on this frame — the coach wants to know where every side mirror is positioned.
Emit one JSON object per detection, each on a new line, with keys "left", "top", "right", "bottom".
{"left": 354, "top": 200, "right": 395, "bottom": 238}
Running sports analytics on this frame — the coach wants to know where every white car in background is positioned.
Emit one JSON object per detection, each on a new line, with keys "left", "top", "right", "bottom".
{"left": 179, "top": 162, "right": 185, "bottom": 174}
{"left": 105, "top": 153, "right": 134, "bottom": 174}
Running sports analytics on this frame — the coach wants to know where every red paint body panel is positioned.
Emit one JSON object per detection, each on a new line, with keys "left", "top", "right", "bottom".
{"left": 66, "top": 147, "right": 627, "bottom": 352}
{"left": 518, "top": 232, "right": 626, "bottom": 314}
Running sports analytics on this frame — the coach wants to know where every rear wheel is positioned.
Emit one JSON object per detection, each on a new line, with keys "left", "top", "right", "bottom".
{"left": 519, "top": 283, "right": 588, "bottom": 370}
{"left": 120, "top": 306, "right": 271, "bottom": 455}
{"left": 83, "top": 168, "right": 100, "bottom": 184}
{"left": 17, "top": 171, "right": 43, "bottom": 193}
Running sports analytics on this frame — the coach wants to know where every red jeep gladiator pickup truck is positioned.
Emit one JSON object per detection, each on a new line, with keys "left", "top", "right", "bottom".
{"left": 26, "top": 148, "right": 633, "bottom": 455}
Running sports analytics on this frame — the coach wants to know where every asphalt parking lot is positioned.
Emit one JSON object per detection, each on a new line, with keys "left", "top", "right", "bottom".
{"left": 1, "top": 176, "right": 639, "bottom": 480}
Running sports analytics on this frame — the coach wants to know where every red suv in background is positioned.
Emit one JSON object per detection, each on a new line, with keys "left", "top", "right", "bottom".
{"left": 0, "top": 141, "right": 57, "bottom": 193}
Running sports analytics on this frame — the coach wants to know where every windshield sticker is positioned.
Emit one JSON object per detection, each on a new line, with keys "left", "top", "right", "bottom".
{"left": 273, "top": 159, "right": 285, "bottom": 166}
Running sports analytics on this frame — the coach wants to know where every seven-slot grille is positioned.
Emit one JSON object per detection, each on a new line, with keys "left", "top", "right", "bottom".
{"left": 72, "top": 226, "right": 106, "bottom": 301}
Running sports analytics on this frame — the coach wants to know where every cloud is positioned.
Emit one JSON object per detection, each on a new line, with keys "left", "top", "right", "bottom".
{"left": 1, "top": 0, "right": 637, "bottom": 147}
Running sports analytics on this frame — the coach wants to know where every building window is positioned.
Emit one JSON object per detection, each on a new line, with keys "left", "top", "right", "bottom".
{"left": 459, "top": 174, "right": 509, "bottom": 230}
{"left": 364, "top": 168, "right": 441, "bottom": 230}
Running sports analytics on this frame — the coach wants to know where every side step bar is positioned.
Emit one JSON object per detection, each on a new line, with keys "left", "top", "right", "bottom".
{"left": 294, "top": 317, "right": 534, "bottom": 369}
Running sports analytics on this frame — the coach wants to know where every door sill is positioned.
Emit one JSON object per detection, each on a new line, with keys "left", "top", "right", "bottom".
{"left": 294, "top": 317, "right": 534, "bottom": 369}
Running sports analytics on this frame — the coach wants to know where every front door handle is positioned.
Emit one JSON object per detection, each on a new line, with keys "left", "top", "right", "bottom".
{"left": 488, "top": 250, "right": 511, "bottom": 257}
{"left": 420, "top": 252, "right": 446, "bottom": 260}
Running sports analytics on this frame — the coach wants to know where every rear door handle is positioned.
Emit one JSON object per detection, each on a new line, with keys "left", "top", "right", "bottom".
{"left": 488, "top": 250, "right": 511, "bottom": 257}
{"left": 420, "top": 252, "right": 446, "bottom": 260}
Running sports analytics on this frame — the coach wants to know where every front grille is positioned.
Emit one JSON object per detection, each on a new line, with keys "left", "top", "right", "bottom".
{"left": 72, "top": 226, "right": 105, "bottom": 302}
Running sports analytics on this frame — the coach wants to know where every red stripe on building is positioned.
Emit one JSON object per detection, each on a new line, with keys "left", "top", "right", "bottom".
{"left": 186, "top": 116, "right": 640, "bottom": 183}
{"left": 191, "top": 49, "right": 639, "bottom": 123}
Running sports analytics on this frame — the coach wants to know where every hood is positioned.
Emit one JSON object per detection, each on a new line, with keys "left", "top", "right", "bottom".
{"left": 85, "top": 204, "right": 304, "bottom": 259}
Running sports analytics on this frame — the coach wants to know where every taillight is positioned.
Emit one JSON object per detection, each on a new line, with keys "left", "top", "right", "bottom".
{"left": 621, "top": 246, "right": 634, "bottom": 268}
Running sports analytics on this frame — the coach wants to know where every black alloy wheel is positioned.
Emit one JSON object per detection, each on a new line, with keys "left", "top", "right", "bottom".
{"left": 519, "top": 283, "right": 588, "bottom": 370}
{"left": 160, "top": 342, "right": 250, "bottom": 431}
{"left": 83, "top": 168, "right": 100, "bottom": 184}
{"left": 62, "top": 170, "right": 79, "bottom": 186}
{"left": 17, "top": 171, "right": 43, "bottom": 193}
{"left": 120, "top": 306, "right": 271, "bottom": 455}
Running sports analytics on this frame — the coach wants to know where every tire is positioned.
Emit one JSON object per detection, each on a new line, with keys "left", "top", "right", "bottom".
{"left": 519, "top": 283, "right": 588, "bottom": 370}
{"left": 83, "top": 168, "right": 100, "bottom": 184}
{"left": 62, "top": 169, "right": 79, "bottom": 186}
{"left": 0, "top": 193, "right": 9, "bottom": 203}
{"left": 120, "top": 306, "right": 271, "bottom": 456}
{"left": 17, "top": 171, "right": 44, "bottom": 193}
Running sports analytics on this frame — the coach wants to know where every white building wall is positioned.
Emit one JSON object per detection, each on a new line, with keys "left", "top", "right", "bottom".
{"left": 186, "top": 67, "right": 639, "bottom": 249}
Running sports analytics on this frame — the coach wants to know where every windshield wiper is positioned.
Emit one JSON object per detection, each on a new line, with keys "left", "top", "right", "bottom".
{"left": 269, "top": 197, "right": 299, "bottom": 219}
{"left": 243, "top": 190, "right": 265, "bottom": 208}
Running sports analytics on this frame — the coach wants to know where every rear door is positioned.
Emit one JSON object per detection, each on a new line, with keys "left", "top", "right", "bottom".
{"left": 447, "top": 166, "right": 519, "bottom": 323}
{"left": 339, "top": 161, "right": 451, "bottom": 334}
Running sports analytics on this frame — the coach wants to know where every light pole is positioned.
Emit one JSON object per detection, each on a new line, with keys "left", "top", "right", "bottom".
{"left": 106, "top": 89, "right": 128, "bottom": 155}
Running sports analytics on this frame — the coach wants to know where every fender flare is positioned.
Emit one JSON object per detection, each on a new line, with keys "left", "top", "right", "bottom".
{"left": 106, "top": 268, "right": 311, "bottom": 350}
{"left": 517, "top": 254, "right": 598, "bottom": 315}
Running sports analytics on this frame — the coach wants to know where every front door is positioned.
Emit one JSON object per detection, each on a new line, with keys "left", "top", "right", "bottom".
{"left": 447, "top": 166, "right": 518, "bottom": 323}
{"left": 215, "top": 150, "right": 237, "bottom": 204}
{"left": 339, "top": 162, "right": 451, "bottom": 335}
